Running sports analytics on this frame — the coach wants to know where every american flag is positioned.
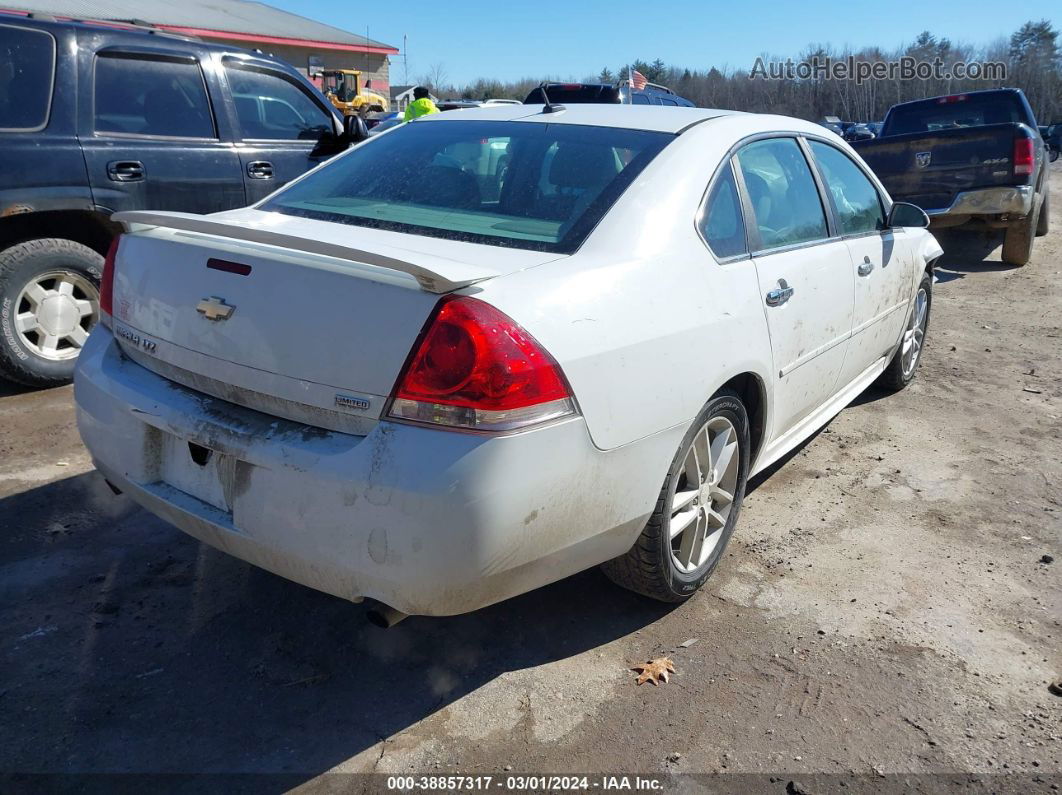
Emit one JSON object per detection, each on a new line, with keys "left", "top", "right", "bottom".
{"left": 630, "top": 69, "right": 648, "bottom": 91}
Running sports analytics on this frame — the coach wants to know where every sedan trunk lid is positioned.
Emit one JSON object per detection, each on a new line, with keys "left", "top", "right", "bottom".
{"left": 108, "top": 209, "right": 564, "bottom": 434}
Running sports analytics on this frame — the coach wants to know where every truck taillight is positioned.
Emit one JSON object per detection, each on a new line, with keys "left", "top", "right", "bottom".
{"left": 388, "top": 296, "right": 576, "bottom": 432}
{"left": 1014, "top": 137, "right": 1035, "bottom": 176}
{"left": 99, "top": 235, "right": 121, "bottom": 327}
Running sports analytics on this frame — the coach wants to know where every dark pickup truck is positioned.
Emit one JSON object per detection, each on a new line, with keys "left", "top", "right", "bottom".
{"left": 0, "top": 13, "right": 363, "bottom": 387}
{"left": 853, "top": 89, "right": 1049, "bottom": 266}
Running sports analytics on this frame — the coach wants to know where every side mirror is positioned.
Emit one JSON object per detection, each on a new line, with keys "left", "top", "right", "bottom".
{"left": 344, "top": 115, "right": 369, "bottom": 143}
{"left": 888, "top": 201, "right": 930, "bottom": 229}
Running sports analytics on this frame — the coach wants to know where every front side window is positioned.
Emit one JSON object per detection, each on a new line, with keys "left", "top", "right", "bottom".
{"left": 94, "top": 54, "right": 215, "bottom": 138}
{"left": 700, "top": 163, "right": 747, "bottom": 259}
{"left": 809, "top": 141, "right": 885, "bottom": 235}
{"left": 0, "top": 25, "right": 55, "bottom": 131}
{"left": 263, "top": 120, "right": 671, "bottom": 253}
{"left": 735, "top": 137, "right": 828, "bottom": 250}
{"left": 226, "top": 65, "right": 333, "bottom": 140}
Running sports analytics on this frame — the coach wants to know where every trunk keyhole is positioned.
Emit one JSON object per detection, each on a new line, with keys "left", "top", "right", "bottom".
{"left": 188, "top": 442, "right": 212, "bottom": 467}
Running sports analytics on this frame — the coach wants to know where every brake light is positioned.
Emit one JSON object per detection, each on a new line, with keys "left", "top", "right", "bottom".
{"left": 1013, "top": 136, "right": 1035, "bottom": 176}
{"left": 98, "top": 235, "right": 120, "bottom": 327}
{"left": 937, "top": 94, "right": 967, "bottom": 104}
{"left": 388, "top": 296, "right": 575, "bottom": 431}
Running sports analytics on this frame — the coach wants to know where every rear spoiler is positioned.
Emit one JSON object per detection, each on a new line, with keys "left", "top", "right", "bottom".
{"left": 112, "top": 211, "right": 497, "bottom": 293}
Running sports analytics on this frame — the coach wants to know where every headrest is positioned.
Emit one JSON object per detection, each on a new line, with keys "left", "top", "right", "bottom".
{"left": 549, "top": 142, "right": 617, "bottom": 189}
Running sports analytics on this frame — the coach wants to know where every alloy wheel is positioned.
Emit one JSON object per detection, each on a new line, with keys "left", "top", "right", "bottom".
{"left": 668, "top": 416, "right": 741, "bottom": 575}
{"left": 14, "top": 270, "right": 99, "bottom": 361}
{"left": 900, "top": 287, "right": 928, "bottom": 378}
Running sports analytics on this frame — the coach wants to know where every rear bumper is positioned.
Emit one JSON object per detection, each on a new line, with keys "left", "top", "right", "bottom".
{"left": 926, "top": 185, "right": 1034, "bottom": 218}
{"left": 74, "top": 331, "right": 675, "bottom": 616}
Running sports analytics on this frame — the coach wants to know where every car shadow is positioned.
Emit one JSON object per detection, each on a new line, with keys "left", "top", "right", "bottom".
{"left": 0, "top": 471, "right": 674, "bottom": 782}
{"left": 931, "top": 228, "right": 1013, "bottom": 283}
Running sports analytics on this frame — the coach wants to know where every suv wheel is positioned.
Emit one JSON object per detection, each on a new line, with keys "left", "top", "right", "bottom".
{"left": 0, "top": 238, "right": 103, "bottom": 387}
{"left": 601, "top": 390, "right": 750, "bottom": 602}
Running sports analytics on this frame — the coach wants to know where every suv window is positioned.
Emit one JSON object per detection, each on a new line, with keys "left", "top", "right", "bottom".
{"left": 226, "top": 65, "right": 333, "bottom": 140}
{"left": 0, "top": 25, "right": 55, "bottom": 131}
{"left": 735, "top": 138, "right": 828, "bottom": 250}
{"left": 700, "top": 164, "right": 747, "bottom": 259}
{"left": 808, "top": 141, "right": 885, "bottom": 235}
{"left": 94, "top": 54, "right": 215, "bottom": 138}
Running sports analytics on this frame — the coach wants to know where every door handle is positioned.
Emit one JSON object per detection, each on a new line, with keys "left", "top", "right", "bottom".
{"left": 106, "top": 160, "right": 144, "bottom": 182}
{"left": 765, "top": 279, "right": 794, "bottom": 307}
{"left": 246, "top": 161, "right": 274, "bottom": 179}
{"left": 857, "top": 256, "right": 875, "bottom": 277}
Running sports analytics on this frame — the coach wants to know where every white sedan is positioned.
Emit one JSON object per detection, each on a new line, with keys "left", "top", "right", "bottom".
{"left": 74, "top": 104, "right": 942, "bottom": 624}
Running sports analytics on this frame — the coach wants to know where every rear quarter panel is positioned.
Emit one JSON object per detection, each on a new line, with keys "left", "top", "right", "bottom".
{"left": 474, "top": 116, "right": 775, "bottom": 453}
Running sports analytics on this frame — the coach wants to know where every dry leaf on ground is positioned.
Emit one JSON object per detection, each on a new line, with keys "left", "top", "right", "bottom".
{"left": 632, "top": 657, "right": 675, "bottom": 686}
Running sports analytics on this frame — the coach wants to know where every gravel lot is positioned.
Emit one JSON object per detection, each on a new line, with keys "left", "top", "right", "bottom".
{"left": 1, "top": 166, "right": 1059, "bottom": 792}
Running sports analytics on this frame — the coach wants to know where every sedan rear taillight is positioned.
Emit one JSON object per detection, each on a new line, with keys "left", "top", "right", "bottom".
{"left": 1014, "top": 136, "right": 1035, "bottom": 177}
{"left": 388, "top": 296, "right": 576, "bottom": 432}
{"left": 99, "top": 235, "right": 121, "bottom": 327}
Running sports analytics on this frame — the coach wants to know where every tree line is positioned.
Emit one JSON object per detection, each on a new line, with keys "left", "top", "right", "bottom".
{"left": 424, "top": 20, "right": 1061, "bottom": 124}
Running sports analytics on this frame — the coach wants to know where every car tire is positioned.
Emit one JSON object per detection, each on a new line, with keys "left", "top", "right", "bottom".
{"left": 0, "top": 238, "right": 103, "bottom": 388}
{"left": 1035, "top": 190, "right": 1049, "bottom": 237}
{"left": 601, "top": 390, "right": 750, "bottom": 603}
{"left": 1001, "top": 203, "right": 1039, "bottom": 266}
{"left": 877, "top": 271, "right": 932, "bottom": 392}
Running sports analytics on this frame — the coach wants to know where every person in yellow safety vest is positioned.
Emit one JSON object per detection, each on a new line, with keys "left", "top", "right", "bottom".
{"left": 403, "top": 86, "right": 439, "bottom": 122}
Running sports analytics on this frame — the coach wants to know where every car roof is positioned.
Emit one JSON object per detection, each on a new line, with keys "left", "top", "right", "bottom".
{"left": 0, "top": 11, "right": 293, "bottom": 63}
{"left": 418, "top": 103, "right": 741, "bottom": 134}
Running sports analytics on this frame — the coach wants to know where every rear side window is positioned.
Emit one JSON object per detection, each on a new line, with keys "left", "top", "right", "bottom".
{"left": 225, "top": 65, "right": 333, "bottom": 140}
{"left": 700, "top": 164, "right": 747, "bottom": 259}
{"left": 263, "top": 120, "right": 670, "bottom": 254}
{"left": 95, "top": 54, "right": 215, "bottom": 138}
{"left": 0, "top": 25, "right": 55, "bottom": 131}
{"left": 808, "top": 141, "right": 885, "bottom": 235}
{"left": 735, "top": 138, "right": 828, "bottom": 250}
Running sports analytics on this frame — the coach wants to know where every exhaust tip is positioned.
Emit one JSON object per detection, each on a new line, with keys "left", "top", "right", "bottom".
{"left": 103, "top": 479, "right": 123, "bottom": 496}
{"left": 366, "top": 603, "right": 408, "bottom": 629}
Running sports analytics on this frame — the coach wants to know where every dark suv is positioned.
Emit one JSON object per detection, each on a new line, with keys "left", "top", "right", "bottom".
{"left": 0, "top": 13, "right": 352, "bottom": 386}
{"left": 523, "top": 82, "right": 695, "bottom": 107}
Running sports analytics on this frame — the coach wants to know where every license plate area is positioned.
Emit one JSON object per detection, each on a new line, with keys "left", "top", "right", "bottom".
{"left": 158, "top": 433, "right": 235, "bottom": 513}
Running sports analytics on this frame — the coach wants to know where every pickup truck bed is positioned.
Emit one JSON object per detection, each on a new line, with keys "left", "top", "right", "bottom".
{"left": 852, "top": 89, "right": 1048, "bottom": 266}
{"left": 853, "top": 123, "right": 1036, "bottom": 217}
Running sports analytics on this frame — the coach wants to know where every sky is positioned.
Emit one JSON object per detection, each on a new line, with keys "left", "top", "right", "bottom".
{"left": 268, "top": 0, "right": 1055, "bottom": 86}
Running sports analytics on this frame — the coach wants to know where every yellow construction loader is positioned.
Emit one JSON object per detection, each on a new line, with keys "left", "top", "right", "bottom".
{"left": 321, "top": 69, "right": 388, "bottom": 116}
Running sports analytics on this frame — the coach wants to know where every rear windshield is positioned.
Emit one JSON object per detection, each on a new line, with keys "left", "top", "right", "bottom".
{"left": 0, "top": 25, "right": 56, "bottom": 131}
{"left": 884, "top": 94, "right": 1026, "bottom": 136}
{"left": 264, "top": 120, "right": 671, "bottom": 254}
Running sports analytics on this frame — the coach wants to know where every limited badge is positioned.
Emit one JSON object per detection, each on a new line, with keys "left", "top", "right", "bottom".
{"left": 335, "top": 393, "right": 371, "bottom": 411}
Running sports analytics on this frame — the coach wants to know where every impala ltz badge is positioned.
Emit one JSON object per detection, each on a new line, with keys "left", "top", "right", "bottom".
{"left": 915, "top": 151, "right": 932, "bottom": 169}
{"left": 196, "top": 296, "right": 235, "bottom": 321}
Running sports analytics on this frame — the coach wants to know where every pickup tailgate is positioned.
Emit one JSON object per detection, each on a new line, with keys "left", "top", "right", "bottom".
{"left": 853, "top": 124, "right": 1025, "bottom": 211}
{"left": 108, "top": 209, "right": 562, "bottom": 433}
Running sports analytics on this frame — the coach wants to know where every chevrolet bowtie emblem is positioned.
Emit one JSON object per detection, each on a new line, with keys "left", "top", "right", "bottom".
{"left": 196, "top": 296, "right": 235, "bottom": 321}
